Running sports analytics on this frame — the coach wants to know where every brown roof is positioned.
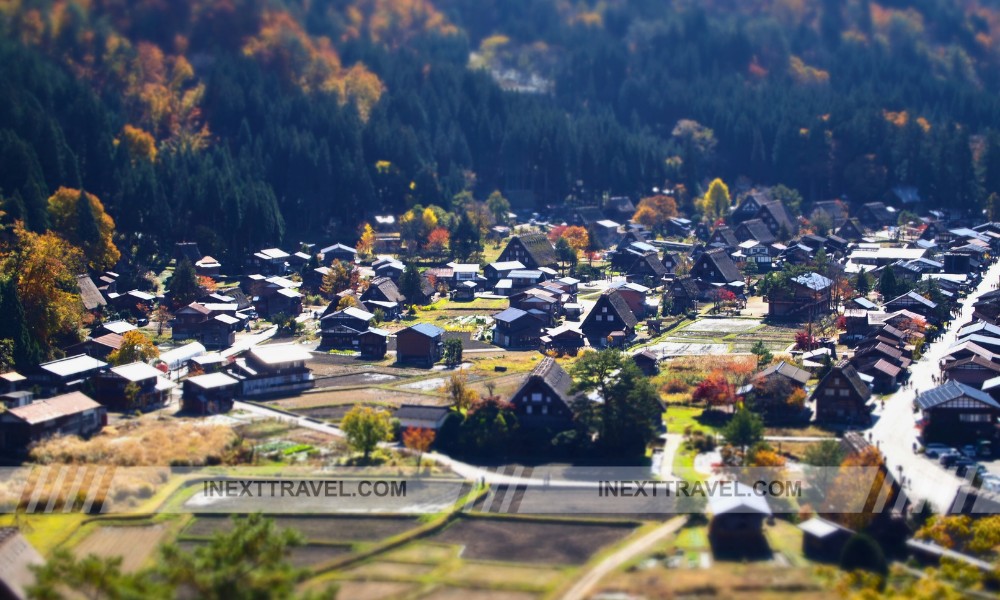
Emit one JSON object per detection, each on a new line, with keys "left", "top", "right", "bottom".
{"left": 76, "top": 275, "right": 106, "bottom": 310}
{"left": 7, "top": 392, "right": 102, "bottom": 425}
{"left": 90, "top": 333, "right": 124, "bottom": 350}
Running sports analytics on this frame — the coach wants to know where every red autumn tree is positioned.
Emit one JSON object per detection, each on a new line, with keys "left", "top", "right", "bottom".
{"left": 425, "top": 227, "right": 450, "bottom": 255}
{"left": 402, "top": 427, "right": 436, "bottom": 467}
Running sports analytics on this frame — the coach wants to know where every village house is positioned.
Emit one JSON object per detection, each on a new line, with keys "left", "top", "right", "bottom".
{"left": 248, "top": 248, "right": 291, "bottom": 275}
{"left": 497, "top": 233, "right": 559, "bottom": 270}
{"left": 731, "top": 190, "right": 770, "bottom": 224}
{"left": 857, "top": 202, "right": 897, "bottom": 229}
{"left": 592, "top": 220, "right": 621, "bottom": 248}
{"left": 194, "top": 255, "right": 222, "bottom": 278}
{"left": 396, "top": 404, "right": 450, "bottom": 431}
{"left": 509, "top": 289, "right": 560, "bottom": 326}
{"left": 319, "top": 243, "right": 358, "bottom": 264}
{"left": 508, "top": 357, "right": 579, "bottom": 429}
{"left": 708, "top": 482, "right": 773, "bottom": 556}
{"left": 611, "top": 282, "right": 654, "bottom": 319}
{"left": 754, "top": 200, "right": 798, "bottom": 239}
{"left": 93, "top": 362, "right": 175, "bottom": 411}
{"left": 320, "top": 306, "right": 374, "bottom": 349}
{"left": 182, "top": 373, "right": 239, "bottom": 415}
{"left": 610, "top": 232, "right": 657, "bottom": 270}
{"left": 358, "top": 328, "right": 390, "bottom": 360}
{"left": 917, "top": 381, "right": 1000, "bottom": 444}
{"left": 361, "top": 277, "right": 405, "bottom": 317}
{"left": 837, "top": 219, "right": 865, "bottom": 242}
{"left": 884, "top": 291, "right": 939, "bottom": 324}
{"left": 667, "top": 277, "right": 701, "bottom": 314}
{"left": 581, "top": 289, "right": 639, "bottom": 347}
{"left": 689, "top": 248, "right": 745, "bottom": 297}
{"left": 625, "top": 252, "right": 669, "bottom": 287}
{"left": 32, "top": 355, "right": 108, "bottom": 397}
{"left": 735, "top": 218, "right": 778, "bottom": 246}
{"left": 171, "top": 302, "right": 238, "bottom": 350}
{"left": 540, "top": 325, "right": 587, "bottom": 355}
{"left": 492, "top": 307, "right": 546, "bottom": 349}
{"left": 229, "top": 345, "right": 315, "bottom": 398}
{"left": 766, "top": 272, "right": 833, "bottom": 320}
{"left": 0, "top": 392, "right": 106, "bottom": 453}
{"left": 76, "top": 274, "right": 107, "bottom": 313}
{"left": 396, "top": 323, "right": 445, "bottom": 367}
{"left": 940, "top": 341, "right": 1000, "bottom": 388}
{"left": 632, "top": 350, "right": 660, "bottom": 376}
{"left": 708, "top": 226, "right": 739, "bottom": 252}
{"left": 811, "top": 361, "right": 873, "bottom": 423}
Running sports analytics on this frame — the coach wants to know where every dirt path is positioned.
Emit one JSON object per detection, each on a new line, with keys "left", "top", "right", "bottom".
{"left": 560, "top": 515, "right": 687, "bottom": 600}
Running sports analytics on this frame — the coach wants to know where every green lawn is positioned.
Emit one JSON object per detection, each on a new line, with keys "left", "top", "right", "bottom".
{"left": 664, "top": 406, "right": 721, "bottom": 436}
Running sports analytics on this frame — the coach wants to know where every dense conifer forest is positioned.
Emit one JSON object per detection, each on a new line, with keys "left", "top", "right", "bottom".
{"left": 3, "top": 0, "right": 1000, "bottom": 274}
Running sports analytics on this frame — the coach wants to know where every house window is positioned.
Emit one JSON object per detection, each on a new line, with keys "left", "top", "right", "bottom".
{"left": 839, "top": 389, "right": 850, "bottom": 397}
{"left": 824, "top": 389, "right": 834, "bottom": 397}
{"left": 531, "top": 393, "right": 542, "bottom": 402}
{"left": 542, "top": 406, "right": 548, "bottom": 415}
{"left": 526, "top": 406, "right": 533, "bottom": 414}
{"left": 596, "top": 315, "right": 603, "bottom": 321}
{"left": 607, "top": 316, "right": 615, "bottom": 323}
{"left": 602, "top": 307, "right": 608, "bottom": 313}
{"left": 960, "top": 413, "right": 990, "bottom": 423}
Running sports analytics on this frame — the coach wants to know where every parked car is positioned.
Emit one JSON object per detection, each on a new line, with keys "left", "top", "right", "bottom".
{"left": 980, "top": 474, "right": 1000, "bottom": 492}
{"left": 961, "top": 445, "right": 978, "bottom": 458}
{"left": 939, "top": 451, "right": 962, "bottom": 467}
{"left": 923, "top": 443, "right": 952, "bottom": 458}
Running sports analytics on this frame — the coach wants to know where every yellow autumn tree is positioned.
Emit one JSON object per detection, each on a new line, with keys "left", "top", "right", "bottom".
{"left": 6, "top": 223, "right": 85, "bottom": 351}
{"left": 121, "top": 124, "right": 157, "bottom": 162}
{"left": 356, "top": 223, "right": 375, "bottom": 258}
{"left": 47, "top": 187, "right": 121, "bottom": 272}
{"left": 107, "top": 330, "right": 160, "bottom": 366}
{"left": 700, "top": 178, "right": 731, "bottom": 221}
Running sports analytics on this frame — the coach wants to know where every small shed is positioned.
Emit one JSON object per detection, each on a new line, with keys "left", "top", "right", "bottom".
{"left": 799, "top": 517, "right": 853, "bottom": 562}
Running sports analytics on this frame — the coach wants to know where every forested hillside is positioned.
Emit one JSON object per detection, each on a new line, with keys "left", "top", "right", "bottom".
{"left": 4, "top": 0, "right": 1000, "bottom": 262}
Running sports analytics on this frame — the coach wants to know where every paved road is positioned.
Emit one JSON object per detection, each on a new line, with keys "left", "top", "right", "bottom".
{"left": 867, "top": 260, "right": 1000, "bottom": 512}
{"left": 560, "top": 515, "right": 687, "bottom": 600}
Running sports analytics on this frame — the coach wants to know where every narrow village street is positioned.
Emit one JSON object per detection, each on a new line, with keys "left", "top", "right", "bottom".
{"left": 867, "top": 259, "right": 1000, "bottom": 512}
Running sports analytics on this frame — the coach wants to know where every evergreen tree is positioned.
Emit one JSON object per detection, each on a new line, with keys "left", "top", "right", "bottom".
{"left": 879, "top": 268, "right": 899, "bottom": 300}
{"left": 398, "top": 264, "right": 424, "bottom": 305}
{"left": 168, "top": 259, "right": 200, "bottom": 307}
{"left": 856, "top": 267, "right": 871, "bottom": 296}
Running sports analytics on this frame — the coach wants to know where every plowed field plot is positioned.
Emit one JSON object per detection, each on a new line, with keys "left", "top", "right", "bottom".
{"left": 176, "top": 540, "right": 349, "bottom": 568}
{"left": 645, "top": 341, "right": 730, "bottom": 356}
{"left": 74, "top": 525, "right": 168, "bottom": 573}
{"left": 273, "top": 388, "right": 444, "bottom": 410}
{"left": 314, "top": 372, "right": 400, "bottom": 387}
{"left": 430, "top": 518, "right": 636, "bottom": 565}
{"left": 681, "top": 319, "right": 761, "bottom": 333}
{"left": 334, "top": 581, "right": 419, "bottom": 600}
{"left": 184, "top": 515, "right": 420, "bottom": 542}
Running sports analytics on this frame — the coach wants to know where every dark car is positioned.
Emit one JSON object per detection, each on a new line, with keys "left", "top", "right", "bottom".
{"left": 939, "top": 451, "right": 962, "bottom": 467}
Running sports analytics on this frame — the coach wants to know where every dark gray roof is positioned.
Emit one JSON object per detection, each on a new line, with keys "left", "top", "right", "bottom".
{"left": 888, "top": 291, "right": 936, "bottom": 309}
{"left": 697, "top": 248, "right": 743, "bottom": 284}
{"left": 365, "top": 277, "right": 405, "bottom": 304}
{"left": 756, "top": 201, "right": 796, "bottom": 234}
{"left": 737, "top": 219, "right": 777, "bottom": 245}
{"left": 817, "top": 361, "right": 871, "bottom": 402}
{"left": 602, "top": 289, "right": 639, "bottom": 327}
{"left": 513, "top": 233, "right": 559, "bottom": 268}
{"left": 395, "top": 404, "right": 450, "bottom": 421}
{"left": 494, "top": 307, "right": 530, "bottom": 324}
{"left": 712, "top": 226, "right": 739, "bottom": 248}
{"left": 916, "top": 380, "right": 1000, "bottom": 411}
{"left": 519, "top": 357, "right": 574, "bottom": 400}
{"left": 629, "top": 252, "right": 669, "bottom": 278}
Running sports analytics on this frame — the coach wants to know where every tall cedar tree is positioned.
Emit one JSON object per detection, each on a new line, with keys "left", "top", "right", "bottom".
{"left": 168, "top": 258, "right": 200, "bottom": 307}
